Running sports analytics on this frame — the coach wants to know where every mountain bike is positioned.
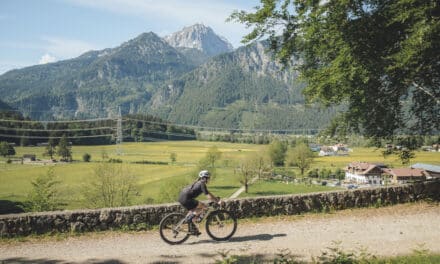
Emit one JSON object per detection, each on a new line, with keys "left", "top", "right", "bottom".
{"left": 159, "top": 201, "right": 237, "bottom": 245}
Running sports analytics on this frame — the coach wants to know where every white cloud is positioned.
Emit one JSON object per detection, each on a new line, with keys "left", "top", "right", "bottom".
{"left": 64, "top": 0, "right": 252, "bottom": 48}
{"left": 38, "top": 53, "right": 57, "bottom": 64}
{"left": 0, "top": 37, "right": 97, "bottom": 73}
{"left": 42, "top": 37, "right": 97, "bottom": 59}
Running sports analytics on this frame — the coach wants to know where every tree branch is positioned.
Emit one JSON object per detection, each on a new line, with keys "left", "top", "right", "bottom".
{"left": 412, "top": 82, "right": 440, "bottom": 105}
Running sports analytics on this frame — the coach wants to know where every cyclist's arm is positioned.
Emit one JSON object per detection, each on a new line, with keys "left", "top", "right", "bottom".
{"left": 206, "top": 192, "right": 219, "bottom": 203}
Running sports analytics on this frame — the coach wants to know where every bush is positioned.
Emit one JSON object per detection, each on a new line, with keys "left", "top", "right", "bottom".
{"left": 24, "top": 168, "right": 63, "bottom": 212}
{"left": 308, "top": 168, "right": 319, "bottom": 178}
{"left": 268, "top": 140, "right": 288, "bottom": 166}
{"left": 132, "top": 160, "right": 168, "bottom": 165}
{"left": 81, "top": 163, "right": 139, "bottom": 208}
{"left": 108, "top": 158, "right": 123, "bottom": 163}
{"left": 82, "top": 153, "right": 91, "bottom": 162}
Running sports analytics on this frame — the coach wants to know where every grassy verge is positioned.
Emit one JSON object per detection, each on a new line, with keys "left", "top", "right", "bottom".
{"left": 238, "top": 180, "right": 343, "bottom": 198}
{"left": 215, "top": 249, "right": 440, "bottom": 264}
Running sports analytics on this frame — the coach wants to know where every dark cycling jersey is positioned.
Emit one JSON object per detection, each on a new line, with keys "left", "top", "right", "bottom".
{"left": 178, "top": 180, "right": 208, "bottom": 210}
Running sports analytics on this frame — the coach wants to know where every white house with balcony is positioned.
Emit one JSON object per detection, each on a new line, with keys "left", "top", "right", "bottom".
{"left": 344, "top": 162, "right": 387, "bottom": 185}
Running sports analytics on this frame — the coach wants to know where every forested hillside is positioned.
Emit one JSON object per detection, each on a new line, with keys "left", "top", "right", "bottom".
{"left": 151, "top": 42, "right": 340, "bottom": 130}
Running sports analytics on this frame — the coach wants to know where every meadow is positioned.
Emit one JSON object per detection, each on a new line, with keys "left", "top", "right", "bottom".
{"left": 0, "top": 141, "right": 438, "bottom": 212}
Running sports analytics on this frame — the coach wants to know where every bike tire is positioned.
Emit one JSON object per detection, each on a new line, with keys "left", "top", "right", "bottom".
{"left": 159, "top": 213, "right": 190, "bottom": 245}
{"left": 205, "top": 210, "right": 237, "bottom": 241}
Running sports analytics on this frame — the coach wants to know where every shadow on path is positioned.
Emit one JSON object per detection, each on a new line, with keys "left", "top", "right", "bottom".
{"left": 188, "top": 233, "right": 287, "bottom": 245}
{"left": 230, "top": 233, "right": 287, "bottom": 242}
{"left": 1, "top": 258, "right": 126, "bottom": 264}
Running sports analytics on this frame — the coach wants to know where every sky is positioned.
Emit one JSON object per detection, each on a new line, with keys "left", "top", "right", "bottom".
{"left": 0, "top": 0, "right": 257, "bottom": 74}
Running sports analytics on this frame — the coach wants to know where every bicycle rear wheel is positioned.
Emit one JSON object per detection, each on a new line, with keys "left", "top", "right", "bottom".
{"left": 205, "top": 210, "right": 237, "bottom": 241}
{"left": 159, "top": 213, "right": 190, "bottom": 245}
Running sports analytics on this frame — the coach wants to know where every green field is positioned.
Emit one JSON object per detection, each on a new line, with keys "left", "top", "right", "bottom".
{"left": 0, "top": 141, "right": 263, "bottom": 210}
{"left": 0, "top": 141, "right": 438, "bottom": 212}
{"left": 239, "top": 180, "right": 341, "bottom": 197}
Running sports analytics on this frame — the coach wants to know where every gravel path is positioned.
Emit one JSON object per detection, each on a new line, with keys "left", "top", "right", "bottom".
{"left": 1, "top": 202, "right": 439, "bottom": 263}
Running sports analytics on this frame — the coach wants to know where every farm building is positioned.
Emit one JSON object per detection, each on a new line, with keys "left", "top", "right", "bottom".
{"left": 22, "top": 154, "right": 36, "bottom": 162}
{"left": 344, "top": 162, "right": 387, "bottom": 185}
{"left": 382, "top": 168, "right": 429, "bottom": 184}
{"left": 411, "top": 163, "right": 440, "bottom": 179}
{"left": 319, "top": 146, "right": 335, "bottom": 156}
{"left": 319, "top": 144, "right": 350, "bottom": 156}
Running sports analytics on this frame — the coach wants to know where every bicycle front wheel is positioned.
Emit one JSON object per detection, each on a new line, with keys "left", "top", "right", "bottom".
{"left": 205, "top": 210, "right": 237, "bottom": 241}
{"left": 159, "top": 213, "right": 190, "bottom": 245}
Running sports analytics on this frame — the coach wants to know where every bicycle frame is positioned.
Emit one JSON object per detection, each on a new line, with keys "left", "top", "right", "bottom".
{"left": 177, "top": 202, "right": 219, "bottom": 234}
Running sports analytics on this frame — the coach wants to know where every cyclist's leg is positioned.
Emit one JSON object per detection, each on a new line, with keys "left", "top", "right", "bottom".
{"left": 187, "top": 201, "right": 205, "bottom": 235}
{"left": 191, "top": 201, "right": 206, "bottom": 218}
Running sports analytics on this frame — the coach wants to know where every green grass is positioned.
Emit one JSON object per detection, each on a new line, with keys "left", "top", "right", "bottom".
{"left": 0, "top": 141, "right": 263, "bottom": 210}
{"left": 219, "top": 251, "right": 440, "bottom": 264}
{"left": 0, "top": 142, "right": 438, "bottom": 212}
{"left": 314, "top": 147, "right": 440, "bottom": 169}
{"left": 239, "top": 180, "right": 342, "bottom": 197}
{"left": 372, "top": 254, "right": 440, "bottom": 264}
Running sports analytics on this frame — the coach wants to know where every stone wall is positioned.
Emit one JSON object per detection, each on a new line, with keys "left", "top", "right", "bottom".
{"left": 1, "top": 181, "right": 439, "bottom": 237}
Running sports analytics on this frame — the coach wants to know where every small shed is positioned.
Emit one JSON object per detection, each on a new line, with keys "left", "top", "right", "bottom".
{"left": 22, "top": 154, "right": 36, "bottom": 162}
{"left": 411, "top": 163, "right": 440, "bottom": 179}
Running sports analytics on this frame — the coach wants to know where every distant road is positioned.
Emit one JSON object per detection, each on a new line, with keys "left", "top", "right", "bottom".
{"left": 1, "top": 202, "right": 439, "bottom": 263}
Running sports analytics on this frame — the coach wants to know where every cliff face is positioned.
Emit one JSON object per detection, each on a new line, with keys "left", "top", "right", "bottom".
{"left": 164, "top": 23, "right": 233, "bottom": 57}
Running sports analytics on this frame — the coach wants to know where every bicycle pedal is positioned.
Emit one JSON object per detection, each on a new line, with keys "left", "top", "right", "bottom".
{"left": 190, "top": 230, "right": 201, "bottom": 236}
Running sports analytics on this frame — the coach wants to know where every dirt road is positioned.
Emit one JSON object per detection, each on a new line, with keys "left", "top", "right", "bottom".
{"left": 1, "top": 202, "right": 439, "bottom": 263}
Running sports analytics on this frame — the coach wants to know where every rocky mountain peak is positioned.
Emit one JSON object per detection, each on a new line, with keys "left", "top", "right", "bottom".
{"left": 164, "top": 23, "right": 233, "bottom": 57}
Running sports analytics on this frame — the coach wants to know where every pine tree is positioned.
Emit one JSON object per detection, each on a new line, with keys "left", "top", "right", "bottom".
{"left": 44, "top": 137, "right": 56, "bottom": 160}
{"left": 57, "top": 135, "right": 72, "bottom": 162}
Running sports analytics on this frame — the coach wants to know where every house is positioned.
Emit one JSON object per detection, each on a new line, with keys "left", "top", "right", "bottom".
{"left": 22, "top": 154, "right": 36, "bottom": 162}
{"left": 319, "top": 144, "right": 350, "bottom": 156}
{"left": 382, "top": 168, "right": 428, "bottom": 184}
{"left": 344, "top": 162, "right": 387, "bottom": 185}
{"left": 411, "top": 163, "right": 440, "bottom": 179}
{"left": 332, "top": 143, "right": 348, "bottom": 152}
{"left": 319, "top": 147, "right": 335, "bottom": 156}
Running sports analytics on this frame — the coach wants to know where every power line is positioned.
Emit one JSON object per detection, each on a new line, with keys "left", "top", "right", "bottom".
{"left": 123, "top": 117, "right": 322, "bottom": 133}
{"left": 0, "top": 107, "right": 119, "bottom": 113}
{"left": 123, "top": 136, "right": 166, "bottom": 142}
{"left": 0, "top": 118, "right": 115, "bottom": 124}
{"left": 0, "top": 126, "right": 116, "bottom": 132}
{"left": 0, "top": 134, "right": 114, "bottom": 139}
{"left": 145, "top": 130, "right": 196, "bottom": 138}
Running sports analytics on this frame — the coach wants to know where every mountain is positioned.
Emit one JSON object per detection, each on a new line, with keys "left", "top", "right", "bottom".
{"left": 0, "top": 100, "right": 14, "bottom": 111}
{"left": 149, "top": 41, "right": 338, "bottom": 130}
{"left": 165, "top": 24, "right": 233, "bottom": 57}
{"left": 0, "top": 32, "right": 194, "bottom": 120}
{"left": 0, "top": 26, "right": 337, "bottom": 130}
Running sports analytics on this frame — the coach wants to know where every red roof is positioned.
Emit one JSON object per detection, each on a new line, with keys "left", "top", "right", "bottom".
{"left": 346, "top": 162, "right": 385, "bottom": 172}
{"left": 382, "top": 168, "right": 427, "bottom": 177}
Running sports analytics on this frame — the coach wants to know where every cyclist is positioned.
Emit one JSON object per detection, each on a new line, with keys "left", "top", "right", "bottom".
{"left": 178, "top": 170, "right": 221, "bottom": 235}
